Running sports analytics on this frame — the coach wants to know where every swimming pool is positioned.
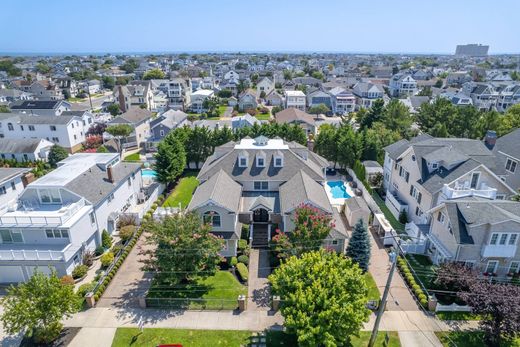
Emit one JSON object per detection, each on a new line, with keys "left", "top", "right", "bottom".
{"left": 142, "top": 169, "right": 157, "bottom": 178}
{"left": 327, "top": 181, "right": 352, "bottom": 199}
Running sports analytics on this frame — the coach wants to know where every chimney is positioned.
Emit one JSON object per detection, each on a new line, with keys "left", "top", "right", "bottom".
{"left": 21, "top": 172, "right": 35, "bottom": 188}
{"left": 484, "top": 130, "right": 497, "bottom": 149}
{"left": 107, "top": 166, "right": 115, "bottom": 183}
{"left": 117, "top": 85, "right": 126, "bottom": 112}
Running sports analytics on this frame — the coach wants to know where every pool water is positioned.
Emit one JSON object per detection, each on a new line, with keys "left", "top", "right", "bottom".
{"left": 142, "top": 169, "right": 157, "bottom": 177}
{"left": 327, "top": 181, "right": 352, "bottom": 199}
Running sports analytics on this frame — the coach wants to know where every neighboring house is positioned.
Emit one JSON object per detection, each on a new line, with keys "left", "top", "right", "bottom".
{"left": 61, "top": 110, "right": 95, "bottom": 135}
{"left": 231, "top": 113, "right": 261, "bottom": 129}
{"left": 0, "top": 168, "right": 30, "bottom": 207}
{"left": 188, "top": 136, "right": 346, "bottom": 256}
{"left": 0, "top": 153, "right": 143, "bottom": 283}
{"left": 329, "top": 87, "right": 356, "bottom": 114}
{"left": 284, "top": 90, "right": 306, "bottom": 110}
{"left": 190, "top": 89, "right": 215, "bottom": 113}
{"left": 412, "top": 70, "right": 433, "bottom": 81}
{"left": 0, "top": 113, "right": 86, "bottom": 153}
{"left": 12, "top": 80, "right": 63, "bottom": 101}
{"left": 362, "top": 160, "right": 383, "bottom": 182}
{"left": 439, "top": 92, "right": 473, "bottom": 107}
{"left": 306, "top": 90, "right": 332, "bottom": 110}
{"left": 402, "top": 96, "right": 430, "bottom": 113}
{"left": 265, "top": 90, "right": 284, "bottom": 106}
{"left": 426, "top": 198, "right": 520, "bottom": 277}
{"left": 149, "top": 110, "right": 188, "bottom": 143}
{"left": 0, "top": 89, "right": 33, "bottom": 103}
{"left": 383, "top": 134, "right": 516, "bottom": 225}
{"left": 492, "top": 128, "right": 520, "bottom": 192}
{"left": 389, "top": 74, "right": 418, "bottom": 97}
{"left": 256, "top": 77, "right": 274, "bottom": 98}
{"left": 86, "top": 80, "right": 101, "bottom": 94}
{"left": 352, "top": 82, "right": 385, "bottom": 108}
{"left": 238, "top": 89, "right": 258, "bottom": 111}
{"left": 106, "top": 108, "right": 153, "bottom": 148}
{"left": 495, "top": 84, "right": 520, "bottom": 112}
{"left": 0, "top": 138, "right": 54, "bottom": 162}
{"left": 224, "top": 70, "right": 239, "bottom": 81}
{"left": 461, "top": 83, "right": 498, "bottom": 111}
{"left": 153, "top": 78, "right": 192, "bottom": 111}
{"left": 446, "top": 72, "right": 472, "bottom": 86}
{"left": 10, "top": 100, "right": 71, "bottom": 116}
{"left": 275, "top": 108, "right": 317, "bottom": 135}
{"left": 114, "top": 82, "right": 155, "bottom": 112}
{"left": 55, "top": 77, "right": 78, "bottom": 97}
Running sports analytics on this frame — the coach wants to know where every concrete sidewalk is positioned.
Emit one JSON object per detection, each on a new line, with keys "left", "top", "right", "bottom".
{"left": 399, "top": 331, "right": 443, "bottom": 347}
{"left": 247, "top": 249, "right": 271, "bottom": 311}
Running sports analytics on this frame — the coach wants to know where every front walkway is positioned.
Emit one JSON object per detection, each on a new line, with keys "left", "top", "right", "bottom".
{"left": 368, "top": 228, "right": 419, "bottom": 311}
{"left": 247, "top": 249, "right": 271, "bottom": 311}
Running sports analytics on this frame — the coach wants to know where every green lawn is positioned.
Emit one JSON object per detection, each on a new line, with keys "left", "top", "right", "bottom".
{"left": 435, "top": 311, "right": 481, "bottom": 321}
{"left": 111, "top": 328, "right": 252, "bottom": 347}
{"left": 405, "top": 254, "right": 436, "bottom": 289}
{"left": 162, "top": 172, "right": 199, "bottom": 209}
{"left": 218, "top": 105, "right": 228, "bottom": 116}
{"left": 364, "top": 272, "right": 381, "bottom": 301}
{"left": 435, "top": 331, "right": 520, "bottom": 347}
{"left": 255, "top": 112, "right": 271, "bottom": 120}
{"left": 371, "top": 192, "right": 405, "bottom": 233}
{"left": 112, "top": 329, "right": 400, "bottom": 347}
{"left": 147, "top": 271, "right": 247, "bottom": 310}
{"left": 123, "top": 153, "right": 140, "bottom": 161}
{"left": 67, "top": 97, "right": 86, "bottom": 102}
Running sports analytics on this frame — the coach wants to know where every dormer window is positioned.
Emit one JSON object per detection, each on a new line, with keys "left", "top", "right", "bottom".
{"left": 256, "top": 151, "right": 266, "bottom": 167}
{"left": 238, "top": 151, "right": 249, "bottom": 167}
{"left": 274, "top": 151, "right": 284, "bottom": 167}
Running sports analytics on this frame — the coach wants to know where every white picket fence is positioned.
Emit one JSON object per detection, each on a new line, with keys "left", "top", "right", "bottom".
{"left": 435, "top": 302, "right": 472, "bottom": 312}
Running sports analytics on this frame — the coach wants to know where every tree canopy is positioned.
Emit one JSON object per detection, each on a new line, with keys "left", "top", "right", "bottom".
{"left": 154, "top": 133, "right": 186, "bottom": 184}
{"left": 48, "top": 145, "right": 69, "bottom": 167}
{"left": 269, "top": 250, "right": 370, "bottom": 347}
{"left": 143, "top": 68, "right": 166, "bottom": 80}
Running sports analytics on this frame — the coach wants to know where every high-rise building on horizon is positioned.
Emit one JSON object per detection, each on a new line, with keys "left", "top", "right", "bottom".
{"left": 455, "top": 44, "right": 489, "bottom": 57}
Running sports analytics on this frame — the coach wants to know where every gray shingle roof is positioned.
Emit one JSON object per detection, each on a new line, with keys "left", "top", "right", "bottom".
{"left": 188, "top": 169, "right": 242, "bottom": 212}
{"left": 0, "top": 168, "right": 30, "bottom": 184}
{"left": 0, "top": 138, "right": 51, "bottom": 153}
{"left": 279, "top": 170, "right": 332, "bottom": 214}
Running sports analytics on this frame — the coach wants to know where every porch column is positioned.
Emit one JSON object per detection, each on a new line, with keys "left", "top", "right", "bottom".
{"left": 249, "top": 224, "right": 253, "bottom": 243}
{"left": 268, "top": 224, "right": 271, "bottom": 244}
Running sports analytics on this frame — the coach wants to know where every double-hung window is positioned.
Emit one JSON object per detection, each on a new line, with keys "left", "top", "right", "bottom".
{"left": 39, "top": 189, "right": 61, "bottom": 204}
{"left": 0, "top": 229, "right": 23, "bottom": 243}
{"left": 254, "top": 181, "right": 268, "bottom": 190}
{"left": 506, "top": 158, "right": 517, "bottom": 173}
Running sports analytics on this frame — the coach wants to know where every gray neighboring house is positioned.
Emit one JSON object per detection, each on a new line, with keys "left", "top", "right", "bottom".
{"left": 149, "top": 110, "right": 188, "bottom": 144}
{"left": 0, "top": 138, "right": 54, "bottom": 162}
{"left": 492, "top": 128, "right": 520, "bottom": 192}
{"left": 231, "top": 113, "right": 261, "bottom": 129}
{"left": 427, "top": 198, "right": 520, "bottom": 277}
{"left": 187, "top": 136, "right": 347, "bottom": 256}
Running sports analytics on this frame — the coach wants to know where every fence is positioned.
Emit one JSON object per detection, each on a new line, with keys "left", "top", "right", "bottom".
{"left": 435, "top": 302, "right": 472, "bottom": 312}
{"left": 145, "top": 297, "right": 239, "bottom": 310}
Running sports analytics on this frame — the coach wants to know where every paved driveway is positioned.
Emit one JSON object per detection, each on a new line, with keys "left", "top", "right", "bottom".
{"left": 96, "top": 232, "right": 153, "bottom": 308}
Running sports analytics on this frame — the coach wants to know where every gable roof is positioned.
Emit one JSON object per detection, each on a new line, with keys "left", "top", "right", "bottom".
{"left": 0, "top": 138, "right": 53, "bottom": 154}
{"left": 275, "top": 108, "right": 315, "bottom": 126}
{"left": 112, "top": 107, "right": 153, "bottom": 125}
{"left": 188, "top": 169, "right": 242, "bottom": 212}
{"left": 279, "top": 170, "right": 332, "bottom": 214}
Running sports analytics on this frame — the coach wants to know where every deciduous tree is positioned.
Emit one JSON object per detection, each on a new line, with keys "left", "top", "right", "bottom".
{"left": 48, "top": 145, "right": 69, "bottom": 167}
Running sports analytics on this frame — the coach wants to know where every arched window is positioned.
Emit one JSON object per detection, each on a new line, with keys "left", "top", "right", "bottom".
{"left": 203, "top": 211, "right": 221, "bottom": 227}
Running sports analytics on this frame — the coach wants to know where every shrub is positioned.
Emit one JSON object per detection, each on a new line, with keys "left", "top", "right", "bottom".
{"left": 60, "top": 275, "right": 75, "bottom": 286}
{"left": 240, "top": 224, "right": 249, "bottom": 240}
{"left": 420, "top": 298, "right": 428, "bottom": 307}
{"left": 418, "top": 293, "right": 427, "bottom": 302}
{"left": 117, "top": 214, "right": 137, "bottom": 228}
{"left": 236, "top": 263, "right": 249, "bottom": 282}
{"left": 237, "top": 255, "right": 249, "bottom": 265}
{"left": 230, "top": 256, "right": 238, "bottom": 267}
{"left": 82, "top": 250, "right": 95, "bottom": 267}
{"left": 95, "top": 245, "right": 105, "bottom": 256}
{"left": 101, "top": 229, "right": 112, "bottom": 249}
{"left": 119, "top": 225, "right": 135, "bottom": 242}
{"left": 412, "top": 284, "right": 421, "bottom": 292}
{"left": 100, "top": 252, "right": 114, "bottom": 267}
{"left": 77, "top": 282, "right": 96, "bottom": 297}
{"left": 111, "top": 244, "right": 123, "bottom": 255}
{"left": 151, "top": 203, "right": 158, "bottom": 210}
{"left": 398, "top": 210, "right": 408, "bottom": 224}
{"left": 72, "top": 264, "right": 89, "bottom": 279}
{"left": 238, "top": 239, "right": 248, "bottom": 250}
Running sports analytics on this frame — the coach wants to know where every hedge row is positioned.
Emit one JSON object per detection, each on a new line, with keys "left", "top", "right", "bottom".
{"left": 91, "top": 193, "right": 165, "bottom": 302}
{"left": 396, "top": 256, "right": 429, "bottom": 308}
{"left": 236, "top": 263, "right": 249, "bottom": 282}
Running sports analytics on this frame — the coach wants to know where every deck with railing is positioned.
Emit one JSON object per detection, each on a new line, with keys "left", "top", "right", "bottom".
{"left": 0, "top": 198, "right": 87, "bottom": 226}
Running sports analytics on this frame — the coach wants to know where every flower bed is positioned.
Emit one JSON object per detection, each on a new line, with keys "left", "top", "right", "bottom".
{"left": 396, "top": 256, "right": 429, "bottom": 308}
{"left": 89, "top": 194, "right": 165, "bottom": 303}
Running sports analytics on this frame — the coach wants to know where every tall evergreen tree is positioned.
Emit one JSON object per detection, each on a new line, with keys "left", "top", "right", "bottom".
{"left": 154, "top": 134, "right": 186, "bottom": 185}
{"left": 346, "top": 219, "right": 371, "bottom": 272}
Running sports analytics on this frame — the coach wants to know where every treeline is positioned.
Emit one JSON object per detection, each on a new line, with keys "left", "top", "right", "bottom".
{"left": 154, "top": 123, "right": 307, "bottom": 184}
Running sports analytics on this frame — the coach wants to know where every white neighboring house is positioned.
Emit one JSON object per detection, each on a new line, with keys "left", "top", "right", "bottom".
{"left": 389, "top": 74, "right": 418, "bottom": 97}
{"left": 284, "top": 90, "right": 306, "bottom": 110}
{"left": 352, "top": 82, "right": 385, "bottom": 108}
{"left": 224, "top": 70, "right": 239, "bottom": 81}
{"left": 190, "top": 89, "right": 215, "bottom": 113}
{"left": 0, "top": 113, "right": 86, "bottom": 153}
{"left": 0, "top": 138, "right": 54, "bottom": 162}
{"left": 329, "top": 87, "right": 356, "bottom": 114}
{"left": 0, "top": 153, "right": 143, "bottom": 283}
{"left": 10, "top": 100, "right": 71, "bottom": 116}
{"left": 0, "top": 168, "right": 30, "bottom": 207}
{"left": 256, "top": 77, "right": 274, "bottom": 98}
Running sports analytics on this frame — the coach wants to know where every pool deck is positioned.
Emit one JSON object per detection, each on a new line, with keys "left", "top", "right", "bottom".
{"left": 325, "top": 179, "right": 355, "bottom": 206}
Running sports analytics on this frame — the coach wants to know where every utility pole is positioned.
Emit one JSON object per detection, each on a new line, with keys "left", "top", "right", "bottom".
{"left": 86, "top": 80, "right": 93, "bottom": 110}
{"left": 368, "top": 249, "right": 397, "bottom": 347}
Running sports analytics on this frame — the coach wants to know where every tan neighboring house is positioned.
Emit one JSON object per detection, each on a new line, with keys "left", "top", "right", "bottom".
{"left": 114, "top": 81, "right": 155, "bottom": 112}
{"left": 106, "top": 108, "right": 153, "bottom": 149}
{"left": 274, "top": 108, "right": 317, "bottom": 135}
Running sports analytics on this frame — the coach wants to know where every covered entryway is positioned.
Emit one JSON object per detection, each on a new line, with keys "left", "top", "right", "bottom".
{"left": 253, "top": 208, "right": 269, "bottom": 223}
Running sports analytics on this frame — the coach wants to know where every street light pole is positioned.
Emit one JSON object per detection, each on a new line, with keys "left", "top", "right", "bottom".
{"left": 368, "top": 249, "right": 397, "bottom": 347}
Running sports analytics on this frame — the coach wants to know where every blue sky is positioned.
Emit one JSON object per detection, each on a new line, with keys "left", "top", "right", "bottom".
{"left": 1, "top": 0, "right": 519, "bottom": 54}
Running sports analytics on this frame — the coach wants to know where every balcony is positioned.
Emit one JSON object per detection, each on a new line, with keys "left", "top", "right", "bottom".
{"left": 0, "top": 243, "right": 81, "bottom": 262}
{"left": 481, "top": 244, "right": 517, "bottom": 258}
{"left": 0, "top": 198, "right": 87, "bottom": 227}
{"left": 442, "top": 183, "right": 497, "bottom": 200}
{"left": 385, "top": 192, "right": 408, "bottom": 220}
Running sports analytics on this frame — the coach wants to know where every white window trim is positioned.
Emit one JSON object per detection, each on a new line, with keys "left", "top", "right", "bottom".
{"left": 37, "top": 188, "right": 62, "bottom": 204}
{"left": 506, "top": 158, "right": 517, "bottom": 173}
{"left": 256, "top": 156, "right": 266, "bottom": 167}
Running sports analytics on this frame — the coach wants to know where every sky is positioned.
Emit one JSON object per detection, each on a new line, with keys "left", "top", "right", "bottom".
{"left": 1, "top": 0, "right": 519, "bottom": 55}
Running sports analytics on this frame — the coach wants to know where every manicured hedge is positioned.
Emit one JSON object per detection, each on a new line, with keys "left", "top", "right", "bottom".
{"left": 237, "top": 255, "right": 249, "bottom": 265}
{"left": 396, "top": 256, "right": 429, "bottom": 308}
{"left": 236, "top": 263, "right": 249, "bottom": 282}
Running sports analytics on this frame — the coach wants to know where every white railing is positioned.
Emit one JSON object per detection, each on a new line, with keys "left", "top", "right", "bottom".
{"left": 0, "top": 199, "right": 87, "bottom": 226}
{"left": 442, "top": 184, "right": 497, "bottom": 200}
{"left": 385, "top": 193, "right": 407, "bottom": 220}
{"left": 0, "top": 244, "right": 78, "bottom": 261}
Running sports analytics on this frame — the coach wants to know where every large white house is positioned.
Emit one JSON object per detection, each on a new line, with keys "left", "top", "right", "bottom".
{"left": 0, "top": 153, "right": 143, "bottom": 283}
{"left": 284, "top": 90, "right": 306, "bottom": 110}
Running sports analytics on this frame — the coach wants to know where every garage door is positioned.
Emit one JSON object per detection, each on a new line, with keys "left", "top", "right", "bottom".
{"left": 0, "top": 266, "right": 25, "bottom": 283}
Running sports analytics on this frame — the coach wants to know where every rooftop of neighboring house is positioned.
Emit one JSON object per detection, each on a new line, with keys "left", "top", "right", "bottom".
{"left": 0, "top": 138, "right": 53, "bottom": 154}
{"left": 10, "top": 100, "right": 67, "bottom": 110}
{"left": 0, "top": 168, "right": 30, "bottom": 185}
{"left": 192, "top": 89, "right": 214, "bottom": 97}
{"left": 284, "top": 90, "right": 306, "bottom": 97}
{"left": 150, "top": 109, "right": 187, "bottom": 129}
{"left": 275, "top": 108, "right": 316, "bottom": 126}
{"left": 0, "top": 112, "right": 78, "bottom": 125}
{"left": 110, "top": 107, "right": 153, "bottom": 125}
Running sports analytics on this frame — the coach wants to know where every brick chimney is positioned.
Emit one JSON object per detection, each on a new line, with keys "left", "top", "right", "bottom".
{"left": 484, "top": 130, "right": 497, "bottom": 149}
{"left": 21, "top": 172, "right": 35, "bottom": 188}
{"left": 107, "top": 166, "right": 115, "bottom": 183}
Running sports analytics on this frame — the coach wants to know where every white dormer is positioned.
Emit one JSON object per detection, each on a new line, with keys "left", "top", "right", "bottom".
{"left": 238, "top": 150, "right": 249, "bottom": 167}
{"left": 256, "top": 151, "right": 266, "bottom": 167}
{"left": 274, "top": 151, "right": 284, "bottom": 167}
